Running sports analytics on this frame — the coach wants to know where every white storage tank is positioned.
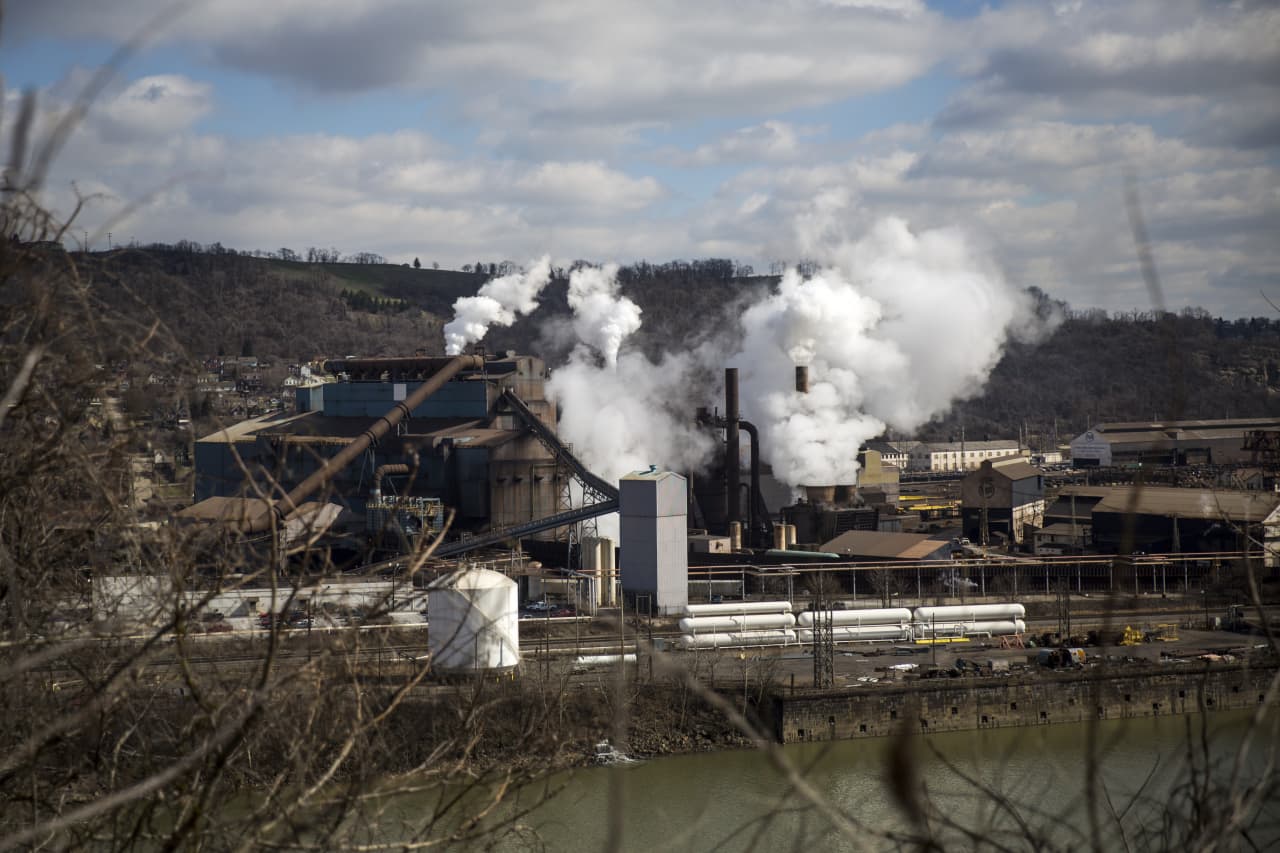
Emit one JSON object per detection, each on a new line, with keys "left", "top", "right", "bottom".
{"left": 682, "top": 601, "right": 792, "bottom": 618}
{"left": 797, "top": 608, "right": 912, "bottom": 628}
{"left": 428, "top": 569, "right": 520, "bottom": 672}
{"left": 678, "top": 613, "right": 796, "bottom": 633}
{"left": 913, "top": 603, "right": 1025, "bottom": 623}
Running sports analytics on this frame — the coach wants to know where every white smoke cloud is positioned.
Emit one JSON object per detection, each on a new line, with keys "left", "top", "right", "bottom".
{"left": 565, "top": 263, "right": 642, "bottom": 367}
{"left": 456, "top": 211, "right": 1030, "bottom": 512}
{"left": 550, "top": 349, "right": 717, "bottom": 488}
{"left": 443, "top": 255, "right": 553, "bottom": 354}
{"left": 733, "top": 215, "right": 1031, "bottom": 488}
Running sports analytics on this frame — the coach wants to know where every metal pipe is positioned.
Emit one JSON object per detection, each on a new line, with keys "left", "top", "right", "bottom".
{"left": 247, "top": 354, "right": 485, "bottom": 532}
{"left": 725, "top": 367, "right": 740, "bottom": 529}
{"left": 372, "top": 463, "right": 410, "bottom": 499}
{"left": 739, "top": 419, "right": 767, "bottom": 548}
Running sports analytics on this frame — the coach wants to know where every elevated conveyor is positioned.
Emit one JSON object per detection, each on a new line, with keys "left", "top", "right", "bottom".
{"left": 498, "top": 389, "right": 618, "bottom": 502}
{"left": 433, "top": 499, "right": 619, "bottom": 557}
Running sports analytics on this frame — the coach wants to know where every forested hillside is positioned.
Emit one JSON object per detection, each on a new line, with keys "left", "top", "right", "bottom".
{"left": 71, "top": 246, "right": 1279, "bottom": 442}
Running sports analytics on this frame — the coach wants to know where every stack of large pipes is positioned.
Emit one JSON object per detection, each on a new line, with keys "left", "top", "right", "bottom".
{"left": 677, "top": 601, "right": 797, "bottom": 649}
{"left": 911, "top": 603, "right": 1026, "bottom": 639}
{"left": 797, "top": 607, "right": 912, "bottom": 643}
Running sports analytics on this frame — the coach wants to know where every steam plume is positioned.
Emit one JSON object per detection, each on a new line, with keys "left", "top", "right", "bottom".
{"left": 443, "top": 255, "right": 552, "bottom": 354}
{"left": 734, "top": 216, "right": 1029, "bottom": 487}
{"left": 565, "top": 263, "right": 642, "bottom": 367}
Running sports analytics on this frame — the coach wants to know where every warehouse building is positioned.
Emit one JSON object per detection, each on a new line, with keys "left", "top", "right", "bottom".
{"left": 1072, "top": 486, "right": 1280, "bottom": 568}
{"left": 1068, "top": 418, "right": 1280, "bottom": 467}
{"left": 959, "top": 456, "right": 1046, "bottom": 547}
{"left": 820, "top": 530, "right": 953, "bottom": 562}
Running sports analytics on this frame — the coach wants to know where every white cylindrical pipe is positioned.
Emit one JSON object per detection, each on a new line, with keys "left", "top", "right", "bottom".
{"left": 913, "top": 619, "right": 1027, "bottom": 638}
{"left": 599, "top": 538, "right": 616, "bottom": 606}
{"left": 573, "top": 654, "right": 636, "bottom": 668}
{"left": 678, "top": 629, "right": 797, "bottom": 650}
{"left": 729, "top": 521, "right": 742, "bottom": 552}
{"left": 785, "top": 525, "right": 797, "bottom": 548}
{"left": 798, "top": 625, "right": 912, "bottom": 643}
{"left": 913, "top": 603, "right": 1025, "bottom": 623}
{"left": 797, "top": 607, "right": 912, "bottom": 628}
{"left": 678, "top": 613, "right": 796, "bottom": 633}
{"left": 683, "top": 601, "right": 792, "bottom": 617}
{"left": 773, "top": 526, "right": 786, "bottom": 549}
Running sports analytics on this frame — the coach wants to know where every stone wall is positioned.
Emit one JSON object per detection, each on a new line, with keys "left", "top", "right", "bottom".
{"left": 772, "top": 660, "right": 1277, "bottom": 743}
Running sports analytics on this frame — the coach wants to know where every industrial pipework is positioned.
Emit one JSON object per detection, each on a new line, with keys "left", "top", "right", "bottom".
{"left": 244, "top": 354, "right": 485, "bottom": 533}
{"left": 371, "top": 463, "right": 411, "bottom": 500}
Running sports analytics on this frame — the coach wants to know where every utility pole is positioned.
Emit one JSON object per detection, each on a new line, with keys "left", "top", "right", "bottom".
{"left": 812, "top": 581, "right": 834, "bottom": 689}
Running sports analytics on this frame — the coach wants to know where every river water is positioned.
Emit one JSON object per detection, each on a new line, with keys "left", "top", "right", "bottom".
{"left": 373, "top": 709, "right": 1277, "bottom": 852}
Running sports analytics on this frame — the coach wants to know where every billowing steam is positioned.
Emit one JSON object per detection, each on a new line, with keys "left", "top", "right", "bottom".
{"left": 450, "top": 213, "right": 1033, "bottom": 499}
{"left": 565, "top": 263, "right": 642, "bottom": 367}
{"left": 548, "top": 264, "right": 708, "bottom": 492}
{"left": 443, "top": 255, "right": 552, "bottom": 354}
{"left": 733, "top": 217, "right": 1027, "bottom": 487}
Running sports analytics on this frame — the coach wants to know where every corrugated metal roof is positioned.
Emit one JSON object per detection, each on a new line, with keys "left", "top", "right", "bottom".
{"left": 197, "top": 410, "right": 313, "bottom": 443}
{"left": 1094, "top": 417, "right": 1280, "bottom": 434}
{"left": 1037, "top": 522, "right": 1086, "bottom": 536}
{"left": 988, "top": 457, "right": 1042, "bottom": 480}
{"left": 176, "top": 496, "right": 274, "bottom": 524}
{"left": 821, "top": 530, "right": 952, "bottom": 560}
{"left": 1092, "top": 487, "right": 1280, "bottom": 521}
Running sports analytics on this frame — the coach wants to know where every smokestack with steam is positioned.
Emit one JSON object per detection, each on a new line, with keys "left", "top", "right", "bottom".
{"left": 725, "top": 367, "right": 740, "bottom": 527}
{"left": 795, "top": 365, "right": 809, "bottom": 394}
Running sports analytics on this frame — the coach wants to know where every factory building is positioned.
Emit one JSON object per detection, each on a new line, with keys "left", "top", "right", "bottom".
{"left": 863, "top": 440, "right": 909, "bottom": 470}
{"left": 1033, "top": 486, "right": 1105, "bottom": 556}
{"left": 1068, "top": 418, "right": 1280, "bottom": 468}
{"left": 959, "top": 456, "right": 1046, "bottom": 547}
{"left": 191, "top": 355, "right": 565, "bottom": 541}
{"left": 854, "top": 449, "right": 900, "bottom": 506}
{"left": 1055, "top": 485, "right": 1280, "bottom": 568}
{"left": 820, "top": 530, "right": 953, "bottom": 562}
{"left": 901, "top": 439, "right": 1024, "bottom": 472}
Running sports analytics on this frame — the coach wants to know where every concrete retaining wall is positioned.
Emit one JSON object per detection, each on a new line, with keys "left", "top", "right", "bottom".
{"left": 773, "top": 661, "right": 1277, "bottom": 743}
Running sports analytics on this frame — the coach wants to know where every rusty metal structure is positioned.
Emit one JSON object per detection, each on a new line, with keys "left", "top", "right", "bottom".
{"left": 188, "top": 353, "right": 617, "bottom": 555}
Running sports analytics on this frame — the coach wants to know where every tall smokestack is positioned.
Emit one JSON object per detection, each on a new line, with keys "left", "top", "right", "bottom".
{"left": 725, "top": 367, "right": 740, "bottom": 529}
{"left": 795, "top": 364, "right": 809, "bottom": 394}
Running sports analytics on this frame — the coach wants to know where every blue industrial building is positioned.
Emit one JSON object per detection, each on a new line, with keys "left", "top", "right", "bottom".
{"left": 192, "top": 355, "right": 564, "bottom": 535}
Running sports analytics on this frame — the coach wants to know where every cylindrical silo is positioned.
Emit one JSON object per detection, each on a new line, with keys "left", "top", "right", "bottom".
{"left": 428, "top": 569, "right": 520, "bottom": 673}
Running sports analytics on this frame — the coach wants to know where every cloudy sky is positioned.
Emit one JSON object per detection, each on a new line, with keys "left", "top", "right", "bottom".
{"left": 3, "top": 0, "right": 1277, "bottom": 318}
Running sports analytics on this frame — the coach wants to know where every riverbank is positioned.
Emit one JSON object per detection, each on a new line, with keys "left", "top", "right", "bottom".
{"left": 771, "top": 656, "right": 1278, "bottom": 743}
